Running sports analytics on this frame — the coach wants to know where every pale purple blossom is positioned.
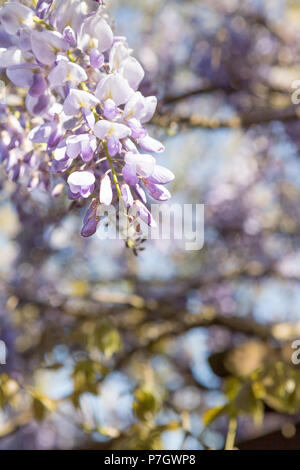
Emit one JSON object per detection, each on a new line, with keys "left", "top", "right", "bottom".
{"left": 0, "top": 0, "right": 173, "bottom": 245}
{"left": 31, "top": 30, "right": 68, "bottom": 66}
{"left": 67, "top": 170, "right": 95, "bottom": 198}
{"left": 145, "top": 182, "right": 171, "bottom": 201}
{"left": 48, "top": 59, "right": 87, "bottom": 87}
{"left": 63, "top": 89, "right": 99, "bottom": 116}
{"left": 147, "top": 165, "right": 175, "bottom": 184}
{"left": 0, "top": 2, "right": 34, "bottom": 35}
{"left": 138, "top": 135, "right": 165, "bottom": 154}
{"left": 133, "top": 200, "right": 157, "bottom": 228}
{"left": 66, "top": 133, "right": 97, "bottom": 162}
{"left": 95, "top": 73, "right": 134, "bottom": 106}
{"left": 93, "top": 120, "right": 131, "bottom": 156}
{"left": 121, "top": 183, "right": 133, "bottom": 208}
{"left": 89, "top": 48, "right": 104, "bottom": 69}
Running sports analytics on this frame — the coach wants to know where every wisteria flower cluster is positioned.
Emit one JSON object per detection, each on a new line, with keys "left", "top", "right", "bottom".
{"left": 0, "top": 0, "right": 174, "bottom": 245}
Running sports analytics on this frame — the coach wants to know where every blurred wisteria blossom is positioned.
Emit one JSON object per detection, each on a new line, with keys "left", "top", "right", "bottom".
{"left": 0, "top": 0, "right": 174, "bottom": 246}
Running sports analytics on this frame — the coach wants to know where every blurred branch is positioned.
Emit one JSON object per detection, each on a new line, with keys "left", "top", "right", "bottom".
{"left": 154, "top": 105, "right": 300, "bottom": 130}
{"left": 163, "top": 85, "right": 235, "bottom": 104}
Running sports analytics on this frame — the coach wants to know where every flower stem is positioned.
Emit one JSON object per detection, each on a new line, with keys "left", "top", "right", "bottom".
{"left": 103, "top": 141, "right": 122, "bottom": 198}
{"left": 225, "top": 417, "right": 237, "bottom": 450}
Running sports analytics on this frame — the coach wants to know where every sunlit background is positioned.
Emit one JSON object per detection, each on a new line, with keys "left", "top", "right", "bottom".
{"left": 2, "top": 0, "right": 300, "bottom": 450}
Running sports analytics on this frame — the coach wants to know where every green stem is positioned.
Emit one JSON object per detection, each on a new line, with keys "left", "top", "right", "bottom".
{"left": 103, "top": 141, "right": 122, "bottom": 198}
{"left": 225, "top": 417, "right": 237, "bottom": 450}
{"left": 33, "top": 16, "right": 53, "bottom": 30}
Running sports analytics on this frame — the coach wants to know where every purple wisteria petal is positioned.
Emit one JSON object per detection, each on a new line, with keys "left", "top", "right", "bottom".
{"left": 127, "top": 118, "right": 147, "bottom": 139}
{"left": 109, "top": 41, "right": 130, "bottom": 71}
{"left": 48, "top": 59, "right": 87, "bottom": 87}
{"left": 94, "top": 120, "right": 131, "bottom": 156}
{"left": 147, "top": 165, "right": 175, "bottom": 184}
{"left": 123, "top": 92, "right": 157, "bottom": 123}
{"left": 92, "top": 119, "right": 111, "bottom": 139}
{"left": 66, "top": 134, "right": 96, "bottom": 162}
{"left": 63, "top": 89, "right": 99, "bottom": 116}
{"left": 67, "top": 170, "right": 95, "bottom": 198}
{"left": 122, "top": 164, "right": 138, "bottom": 186}
{"left": 0, "top": 2, "right": 34, "bottom": 35}
{"left": 103, "top": 99, "right": 119, "bottom": 120}
{"left": 100, "top": 173, "right": 113, "bottom": 205}
{"left": 53, "top": 142, "right": 67, "bottom": 160}
{"left": 123, "top": 138, "right": 138, "bottom": 153}
{"left": 79, "top": 15, "right": 113, "bottom": 53}
{"left": 95, "top": 73, "right": 134, "bottom": 106}
{"left": 93, "top": 120, "right": 131, "bottom": 140}
{"left": 6, "top": 63, "right": 39, "bottom": 88}
{"left": 141, "top": 96, "right": 158, "bottom": 124}
{"left": 133, "top": 200, "right": 156, "bottom": 228}
{"left": 48, "top": 126, "right": 62, "bottom": 151}
{"left": 18, "top": 29, "right": 32, "bottom": 52}
{"left": 138, "top": 135, "right": 165, "bottom": 153}
{"left": 125, "top": 152, "right": 155, "bottom": 178}
{"left": 121, "top": 183, "right": 133, "bottom": 208}
{"left": 36, "top": 0, "right": 53, "bottom": 19}
{"left": 107, "top": 135, "right": 121, "bottom": 157}
{"left": 52, "top": 143, "right": 73, "bottom": 172}
{"left": 29, "top": 122, "right": 56, "bottom": 143}
{"left": 31, "top": 30, "right": 68, "bottom": 66}
{"left": 26, "top": 93, "right": 50, "bottom": 116}
{"left": 81, "top": 136, "right": 96, "bottom": 162}
{"left": 62, "top": 26, "right": 77, "bottom": 48}
{"left": 135, "top": 183, "right": 147, "bottom": 204}
{"left": 82, "top": 108, "right": 95, "bottom": 129}
{"left": 89, "top": 48, "right": 104, "bottom": 69}
{"left": 81, "top": 215, "right": 99, "bottom": 238}
{"left": 145, "top": 182, "right": 171, "bottom": 201}
{"left": 51, "top": 0, "right": 97, "bottom": 34}
{"left": 65, "top": 135, "right": 81, "bottom": 159}
{"left": 29, "top": 74, "right": 47, "bottom": 97}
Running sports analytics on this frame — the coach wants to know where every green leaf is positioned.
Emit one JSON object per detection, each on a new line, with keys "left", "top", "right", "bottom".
{"left": 133, "top": 386, "right": 162, "bottom": 421}
{"left": 88, "top": 320, "right": 122, "bottom": 359}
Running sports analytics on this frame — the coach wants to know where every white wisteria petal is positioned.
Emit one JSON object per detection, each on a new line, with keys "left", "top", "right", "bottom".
{"left": 125, "top": 152, "right": 155, "bottom": 178}
{"left": 109, "top": 41, "right": 131, "bottom": 71}
{"left": 93, "top": 120, "right": 131, "bottom": 139}
{"left": 95, "top": 73, "right": 134, "bottom": 106}
{"left": 49, "top": 60, "right": 87, "bottom": 87}
{"left": 68, "top": 170, "right": 95, "bottom": 190}
{"left": 100, "top": 174, "right": 113, "bottom": 206}
{"left": 63, "top": 89, "right": 99, "bottom": 116}
{"left": 119, "top": 57, "right": 144, "bottom": 91}
{"left": 79, "top": 15, "right": 113, "bottom": 53}
{"left": 123, "top": 92, "right": 157, "bottom": 123}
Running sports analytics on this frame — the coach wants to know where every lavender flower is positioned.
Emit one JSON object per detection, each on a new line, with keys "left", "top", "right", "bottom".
{"left": 67, "top": 171, "right": 95, "bottom": 198}
{"left": 0, "top": 0, "right": 174, "bottom": 247}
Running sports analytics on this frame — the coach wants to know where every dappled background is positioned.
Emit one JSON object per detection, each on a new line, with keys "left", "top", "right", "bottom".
{"left": 2, "top": 0, "right": 300, "bottom": 450}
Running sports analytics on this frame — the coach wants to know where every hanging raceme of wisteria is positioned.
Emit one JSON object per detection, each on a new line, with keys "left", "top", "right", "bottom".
{"left": 0, "top": 0, "right": 174, "bottom": 246}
